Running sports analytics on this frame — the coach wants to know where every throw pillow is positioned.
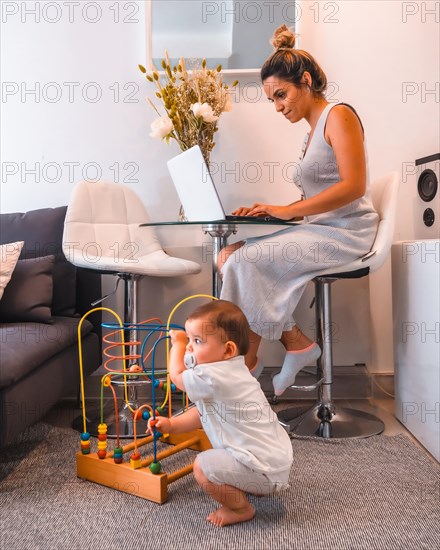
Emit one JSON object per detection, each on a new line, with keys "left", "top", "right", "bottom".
{"left": 0, "top": 255, "right": 55, "bottom": 323}
{"left": 0, "top": 241, "right": 24, "bottom": 300}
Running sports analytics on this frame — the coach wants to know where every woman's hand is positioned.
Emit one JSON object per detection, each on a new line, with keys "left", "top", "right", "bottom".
{"left": 231, "top": 206, "right": 253, "bottom": 216}
{"left": 244, "top": 203, "right": 297, "bottom": 220}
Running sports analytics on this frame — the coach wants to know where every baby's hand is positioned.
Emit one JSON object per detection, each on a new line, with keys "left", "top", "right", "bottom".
{"left": 147, "top": 416, "right": 171, "bottom": 435}
{"left": 169, "top": 329, "right": 187, "bottom": 346}
{"left": 147, "top": 418, "right": 158, "bottom": 435}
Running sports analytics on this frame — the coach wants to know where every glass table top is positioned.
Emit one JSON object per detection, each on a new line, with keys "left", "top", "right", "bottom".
{"left": 140, "top": 219, "right": 298, "bottom": 227}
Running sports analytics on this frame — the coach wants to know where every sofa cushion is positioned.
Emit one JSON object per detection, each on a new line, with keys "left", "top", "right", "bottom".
{"left": 0, "top": 316, "right": 95, "bottom": 388}
{"left": 0, "top": 241, "right": 24, "bottom": 300}
{"left": 0, "top": 255, "right": 55, "bottom": 323}
{"left": 0, "top": 207, "right": 77, "bottom": 316}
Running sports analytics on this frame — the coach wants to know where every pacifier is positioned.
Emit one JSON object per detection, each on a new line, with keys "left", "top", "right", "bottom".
{"left": 184, "top": 352, "right": 197, "bottom": 369}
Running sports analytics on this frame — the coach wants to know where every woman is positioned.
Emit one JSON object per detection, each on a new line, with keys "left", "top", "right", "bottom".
{"left": 218, "top": 25, "right": 378, "bottom": 396}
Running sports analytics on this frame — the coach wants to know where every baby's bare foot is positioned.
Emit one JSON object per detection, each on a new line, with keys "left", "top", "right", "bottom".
{"left": 206, "top": 504, "right": 255, "bottom": 527}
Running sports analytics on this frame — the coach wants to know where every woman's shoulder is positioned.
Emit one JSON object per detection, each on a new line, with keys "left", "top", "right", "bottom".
{"left": 327, "top": 102, "right": 360, "bottom": 119}
{"left": 325, "top": 102, "right": 364, "bottom": 137}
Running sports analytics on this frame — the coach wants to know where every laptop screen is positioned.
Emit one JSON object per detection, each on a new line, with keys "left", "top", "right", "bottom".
{"left": 166, "top": 145, "right": 226, "bottom": 222}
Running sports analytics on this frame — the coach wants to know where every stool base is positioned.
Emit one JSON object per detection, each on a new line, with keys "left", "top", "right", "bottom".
{"left": 279, "top": 404, "right": 385, "bottom": 439}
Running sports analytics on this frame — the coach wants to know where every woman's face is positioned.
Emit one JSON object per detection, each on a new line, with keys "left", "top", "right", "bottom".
{"left": 263, "top": 76, "right": 308, "bottom": 123}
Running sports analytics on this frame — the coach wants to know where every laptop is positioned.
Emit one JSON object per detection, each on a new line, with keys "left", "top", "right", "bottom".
{"left": 166, "top": 145, "right": 286, "bottom": 223}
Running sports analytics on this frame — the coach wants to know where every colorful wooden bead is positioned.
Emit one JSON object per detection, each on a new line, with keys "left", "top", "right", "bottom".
{"left": 113, "top": 447, "right": 123, "bottom": 458}
{"left": 80, "top": 438, "right": 91, "bottom": 454}
{"left": 149, "top": 461, "right": 161, "bottom": 474}
{"left": 128, "top": 364, "right": 142, "bottom": 373}
{"left": 97, "top": 423, "right": 108, "bottom": 435}
{"left": 130, "top": 452, "right": 142, "bottom": 469}
{"left": 133, "top": 409, "right": 143, "bottom": 420}
{"left": 97, "top": 450, "right": 107, "bottom": 459}
{"left": 142, "top": 410, "right": 150, "bottom": 421}
{"left": 113, "top": 447, "right": 124, "bottom": 464}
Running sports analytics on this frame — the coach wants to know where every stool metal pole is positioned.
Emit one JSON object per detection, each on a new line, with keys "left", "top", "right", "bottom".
{"left": 202, "top": 223, "right": 237, "bottom": 298}
{"left": 315, "top": 279, "right": 334, "bottom": 412}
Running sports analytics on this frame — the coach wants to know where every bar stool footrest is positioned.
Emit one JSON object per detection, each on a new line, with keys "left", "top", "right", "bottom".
{"left": 288, "top": 377, "right": 325, "bottom": 392}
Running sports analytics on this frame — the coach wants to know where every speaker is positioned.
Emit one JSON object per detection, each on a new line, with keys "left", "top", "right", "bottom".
{"left": 415, "top": 153, "right": 439, "bottom": 239}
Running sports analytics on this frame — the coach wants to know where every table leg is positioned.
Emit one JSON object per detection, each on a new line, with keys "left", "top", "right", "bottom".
{"left": 202, "top": 223, "right": 237, "bottom": 298}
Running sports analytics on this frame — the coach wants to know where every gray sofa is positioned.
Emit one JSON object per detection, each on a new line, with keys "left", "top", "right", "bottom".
{"left": 0, "top": 206, "right": 102, "bottom": 447}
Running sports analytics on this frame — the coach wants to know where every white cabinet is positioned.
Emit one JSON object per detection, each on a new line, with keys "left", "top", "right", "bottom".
{"left": 392, "top": 240, "right": 440, "bottom": 462}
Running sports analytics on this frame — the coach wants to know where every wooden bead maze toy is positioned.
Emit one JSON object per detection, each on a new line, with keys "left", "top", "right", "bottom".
{"left": 75, "top": 296, "right": 214, "bottom": 504}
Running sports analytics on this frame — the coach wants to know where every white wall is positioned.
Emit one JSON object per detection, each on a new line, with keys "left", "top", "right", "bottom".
{"left": 1, "top": 1, "right": 439, "bottom": 372}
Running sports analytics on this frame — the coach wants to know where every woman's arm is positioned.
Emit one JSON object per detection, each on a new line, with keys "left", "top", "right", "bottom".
{"left": 245, "top": 105, "right": 366, "bottom": 220}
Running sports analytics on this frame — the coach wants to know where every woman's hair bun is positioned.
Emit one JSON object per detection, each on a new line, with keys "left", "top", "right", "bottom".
{"left": 271, "top": 24, "right": 296, "bottom": 50}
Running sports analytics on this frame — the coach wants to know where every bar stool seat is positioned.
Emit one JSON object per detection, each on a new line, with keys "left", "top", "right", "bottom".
{"left": 280, "top": 172, "right": 400, "bottom": 438}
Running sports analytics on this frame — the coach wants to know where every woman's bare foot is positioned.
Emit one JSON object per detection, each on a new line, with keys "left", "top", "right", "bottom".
{"left": 206, "top": 504, "right": 255, "bottom": 527}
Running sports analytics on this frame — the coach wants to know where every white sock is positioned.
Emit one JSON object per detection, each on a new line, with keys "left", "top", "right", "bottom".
{"left": 249, "top": 358, "right": 264, "bottom": 379}
{"left": 272, "top": 343, "right": 321, "bottom": 396}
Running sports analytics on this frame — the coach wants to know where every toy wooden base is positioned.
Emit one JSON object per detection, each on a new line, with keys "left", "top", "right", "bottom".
{"left": 76, "top": 429, "right": 212, "bottom": 504}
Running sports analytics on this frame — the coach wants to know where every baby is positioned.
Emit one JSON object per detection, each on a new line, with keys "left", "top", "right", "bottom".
{"left": 148, "top": 299, "right": 293, "bottom": 527}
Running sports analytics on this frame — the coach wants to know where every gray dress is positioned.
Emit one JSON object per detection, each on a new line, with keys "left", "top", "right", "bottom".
{"left": 220, "top": 103, "right": 379, "bottom": 340}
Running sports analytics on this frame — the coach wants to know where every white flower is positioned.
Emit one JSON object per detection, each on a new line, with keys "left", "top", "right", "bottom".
{"left": 191, "top": 102, "right": 219, "bottom": 123}
{"left": 149, "top": 116, "right": 174, "bottom": 139}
